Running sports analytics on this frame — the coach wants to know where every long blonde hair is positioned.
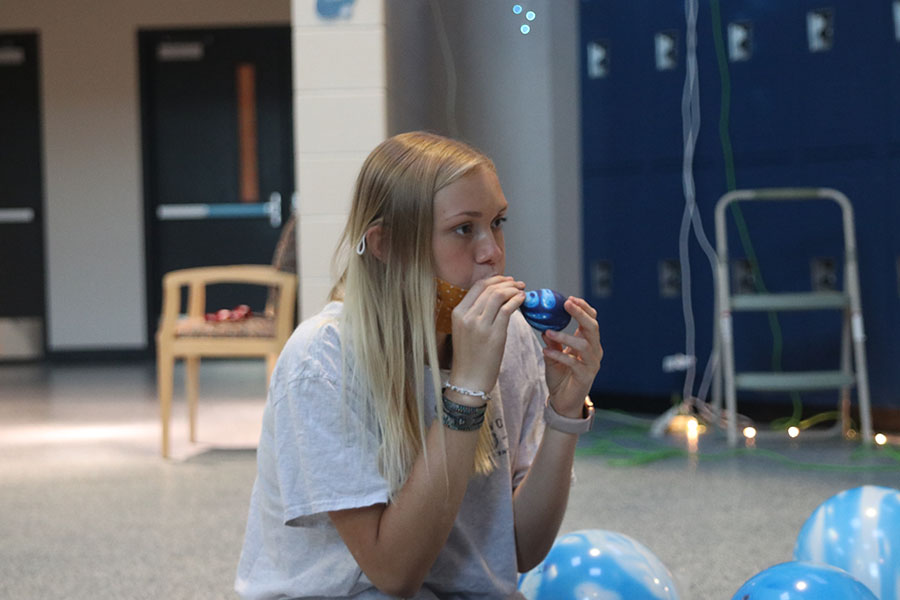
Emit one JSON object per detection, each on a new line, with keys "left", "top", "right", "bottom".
{"left": 330, "top": 131, "right": 497, "bottom": 496}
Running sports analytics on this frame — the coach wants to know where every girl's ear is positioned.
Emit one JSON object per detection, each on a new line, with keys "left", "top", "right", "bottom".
{"left": 364, "top": 224, "right": 388, "bottom": 262}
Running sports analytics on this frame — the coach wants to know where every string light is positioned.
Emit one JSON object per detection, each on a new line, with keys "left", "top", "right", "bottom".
{"left": 743, "top": 426, "right": 757, "bottom": 439}
{"left": 686, "top": 417, "right": 699, "bottom": 442}
{"left": 788, "top": 426, "right": 800, "bottom": 438}
{"left": 874, "top": 433, "right": 887, "bottom": 446}
{"left": 582, "top": 411, "right": 900, "bottom": 471}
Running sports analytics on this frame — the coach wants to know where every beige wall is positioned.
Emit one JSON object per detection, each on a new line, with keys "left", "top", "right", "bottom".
{"left": 0, "top": 0, "right": 290, "bottom": 351}
{"left": 1, "top": 0, "right": 582, "bottom": 349}
{"left": 291, "top": 0, "right": 387, "bottom": 319}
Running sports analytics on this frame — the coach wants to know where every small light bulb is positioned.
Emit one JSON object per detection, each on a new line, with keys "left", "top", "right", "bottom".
{"left": 788, "top": 426, "right": 799, "bottom": 438}
{"left": 743, "top": 426, "right": 757, "bottom": 439}
{"left": 685, "top": 417, "right": 699, "bottom": 446}
{"left": 526, "top": 10, "right": 536, "bottom": 21}
{"left": 512, "top": 4, "right": 523, "bottom": 15}
{"left": 520, "top": 24, "right": 531, "bottom": 35}
{"left": 875, "top": 433, "right": 887, "bottom": 446}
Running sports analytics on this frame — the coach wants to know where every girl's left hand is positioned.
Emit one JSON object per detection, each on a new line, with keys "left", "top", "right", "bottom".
{"left": 541, "top": 296, "right": 603, "bottom": 417}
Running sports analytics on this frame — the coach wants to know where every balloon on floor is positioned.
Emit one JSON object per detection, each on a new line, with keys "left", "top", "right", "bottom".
{"left": 794, "top": 485, "right": 900, "bottom": 600}
{"left": 730, "top": 560, "right": 877, "bottom": 600}
{"left": 518, "top": 529, "right": 680, "bottom": 600}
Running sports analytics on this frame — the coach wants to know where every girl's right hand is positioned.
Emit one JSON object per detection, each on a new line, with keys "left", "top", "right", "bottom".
{"left": 448, "top": 275, "right": 525, "bottom": 400}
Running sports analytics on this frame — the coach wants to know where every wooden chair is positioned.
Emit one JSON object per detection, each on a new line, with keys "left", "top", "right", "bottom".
{"left": 156, "top": 222, "right": 297, "bottom": 458}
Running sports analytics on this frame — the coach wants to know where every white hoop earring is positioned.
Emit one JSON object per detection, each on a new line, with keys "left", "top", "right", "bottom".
{"left": 355, "top": 234, "right": 366, "bottom": 256}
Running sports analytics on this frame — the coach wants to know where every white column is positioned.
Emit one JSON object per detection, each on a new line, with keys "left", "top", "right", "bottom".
{"left": 291, "top": 0, "right": 387, "bottom": 319}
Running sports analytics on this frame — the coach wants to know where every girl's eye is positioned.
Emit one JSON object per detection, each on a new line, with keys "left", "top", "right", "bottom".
{"left": 492, "top": 217, "right": 507, "bottom": 229}
{"left": 454, "top": 223, "right": 473, "bottom": 236}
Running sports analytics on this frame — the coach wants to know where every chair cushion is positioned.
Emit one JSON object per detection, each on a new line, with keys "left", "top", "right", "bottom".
{"left": 174, "top": 316, "right": 276, "bottom": 338}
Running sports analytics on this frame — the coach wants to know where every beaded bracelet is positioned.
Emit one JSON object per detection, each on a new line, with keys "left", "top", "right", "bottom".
{"left": 441, "top": 394, "right": 486, "bottom": 432}
{"left": 442, "top": 381, "right": 492, "bottom": 403}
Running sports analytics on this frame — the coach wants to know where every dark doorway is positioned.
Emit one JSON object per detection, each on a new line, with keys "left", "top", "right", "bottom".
{"left": 0, "top": 32, "right": 46, "bottom": 360}
{"left": 138, "top": 26, "right": 294, "bottom": 346}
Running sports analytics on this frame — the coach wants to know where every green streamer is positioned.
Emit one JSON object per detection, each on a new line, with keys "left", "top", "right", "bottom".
{"left": 709, "top": 0, "right": 805, "bottom": 420}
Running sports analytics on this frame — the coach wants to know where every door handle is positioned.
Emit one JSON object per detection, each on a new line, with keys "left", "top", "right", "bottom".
{"left": 0, "top": 208, "right": 35, "bottom": 224}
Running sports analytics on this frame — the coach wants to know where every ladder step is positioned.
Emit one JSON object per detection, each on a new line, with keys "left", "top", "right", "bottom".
{"left": 730, "top": 292, "right": 848, "bottom": 312}
{"left": 735, "top": 371, "right": 855, "bottom": 391}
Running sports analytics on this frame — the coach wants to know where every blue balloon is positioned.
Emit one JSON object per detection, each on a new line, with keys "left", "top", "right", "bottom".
{"left": 519, "top": 529, "right": 680, "bottom": 599}
{"left": 731, "top": 561, "right": 878, "bottom": 599}
{"left": 794, "top": 485, "right": 900, "bottom": 600}
{"left": 520, "top": 289, "right": 571, "bottom": 332}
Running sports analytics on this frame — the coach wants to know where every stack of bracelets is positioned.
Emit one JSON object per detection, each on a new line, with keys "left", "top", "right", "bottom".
{"left": 441, "top": 382, "right": 595, "bottom": 434}
{"left": 441, "top": 382, "right": 490, "bottom": 432}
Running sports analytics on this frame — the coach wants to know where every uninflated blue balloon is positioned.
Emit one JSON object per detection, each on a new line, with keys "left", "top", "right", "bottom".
{"left": 730, "top": 561, "right": 877, "bottom": 599}
{"left": 794, "top": 485, "right": 900, "bottom": 600}
{"left": 520, "top": 289, "right": 570, "bottom": 332}
{"left": 519, "top": 529, "right": 680, "bottom": 599}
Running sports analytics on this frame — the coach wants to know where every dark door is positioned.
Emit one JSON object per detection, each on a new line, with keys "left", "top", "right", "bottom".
{"left": 0, "top": 33, "right": 46, "bottom": 360}
{"left": 139, "top": 26, "right": 294, "bottom": 343}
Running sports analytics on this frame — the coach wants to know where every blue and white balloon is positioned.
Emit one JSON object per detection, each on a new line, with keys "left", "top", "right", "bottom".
{"left": 519, "top": 529, "right": 680, "bottom": 599}
{"left": 730, "top": 561, "right": 878, "bottom": 600}
{"left": 520, "top": 289, "right": 571, "bottom": 332}
{"left": 794, "top": 485, "right": 900, "bottom": 600}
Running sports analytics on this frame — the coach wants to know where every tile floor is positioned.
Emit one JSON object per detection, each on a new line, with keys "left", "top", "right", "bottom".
{"left": 1, "top": 359, "right": 898, "bottom": 599}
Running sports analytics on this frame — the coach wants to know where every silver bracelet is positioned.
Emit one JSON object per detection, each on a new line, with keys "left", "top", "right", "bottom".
{"left": 442, "top": 381, "right": 492, "bottom": 402}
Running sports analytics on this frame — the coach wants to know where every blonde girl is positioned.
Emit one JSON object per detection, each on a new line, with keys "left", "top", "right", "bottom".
{"left": 236, "top": 132, "right": 602, "bottom": 599}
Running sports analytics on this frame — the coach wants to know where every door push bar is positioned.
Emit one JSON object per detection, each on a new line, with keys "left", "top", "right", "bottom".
{"left": 156, "top": 192, "right": 282, "bottom": 228}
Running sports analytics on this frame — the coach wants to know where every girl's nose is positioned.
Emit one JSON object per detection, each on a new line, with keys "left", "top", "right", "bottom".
{"left": 476, "top": 233, "right": 503, "bottom": 265}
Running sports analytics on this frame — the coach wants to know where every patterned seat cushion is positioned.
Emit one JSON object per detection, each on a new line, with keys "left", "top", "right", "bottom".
{"left": 174, "top": 316, "right": 276, "bottom": 338}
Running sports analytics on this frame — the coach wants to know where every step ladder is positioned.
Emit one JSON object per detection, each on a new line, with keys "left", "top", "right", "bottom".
{"left": 712, "top": 188, "right": 873, "bottom": 447}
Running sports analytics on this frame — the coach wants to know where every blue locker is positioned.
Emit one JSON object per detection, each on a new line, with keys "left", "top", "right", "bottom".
{"left": 582, "top": 168, "right": 692, "bottom": 397}
{"left": 636, "top": 1, "right": 687, "bottom": 166}
{"left": 580, "top": 2, "right": 649, "bottom": 167}
{"left": 579, "top": 1, "right": 899, "bottom": 410}
{"left": 793, "top": 0, "right": 890, "bottom": 157}
{"left": 694, "top": 0, "right": 804, "bottom": 166}
{"left": 890, "top": 4, "right": 900, "bottom": 151}
{"left": 580, "top": 3, "right": 686, "bottom": 168}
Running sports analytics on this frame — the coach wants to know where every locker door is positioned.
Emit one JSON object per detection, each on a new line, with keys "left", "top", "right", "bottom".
{"left": 695, "top": 1, "right": 804, "bottom": 166}
{"left": 794, "top": 0, "right": 890, "bottom": 158}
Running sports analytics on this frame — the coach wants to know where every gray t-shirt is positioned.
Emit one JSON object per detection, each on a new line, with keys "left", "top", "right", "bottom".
{"left": 235, "top": 302, "right": 548, "bottom": 599}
